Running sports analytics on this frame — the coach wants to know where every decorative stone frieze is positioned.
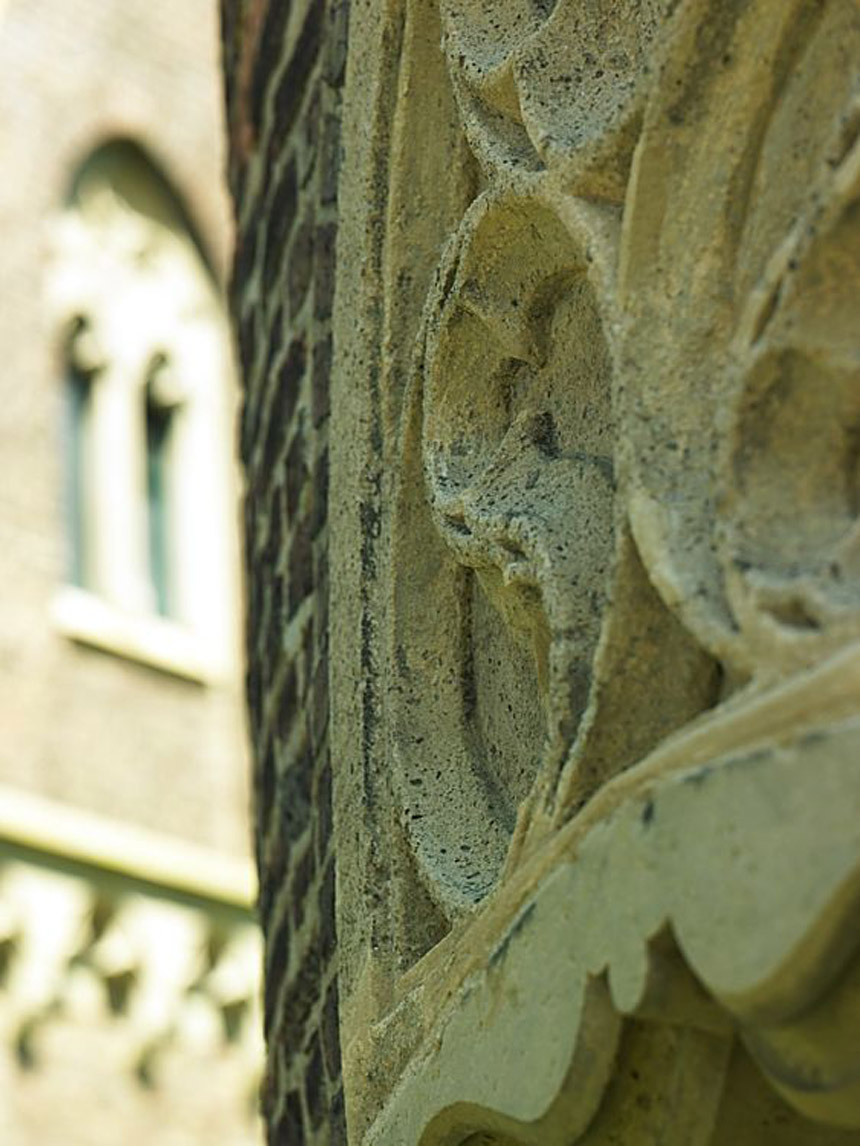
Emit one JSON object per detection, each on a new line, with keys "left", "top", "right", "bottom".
{"left": 0, "top": 788, "right": 262, "bottom": 1143}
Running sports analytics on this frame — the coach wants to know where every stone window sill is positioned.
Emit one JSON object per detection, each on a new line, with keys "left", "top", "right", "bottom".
{"left": 0, "top": 782, "right": 256, "bottom": 909}
{"left": 51, "top": 584, "right": 222, "bottom": 684}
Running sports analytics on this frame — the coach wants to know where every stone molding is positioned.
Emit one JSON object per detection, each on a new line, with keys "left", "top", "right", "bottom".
{"left": 0, "top": 786, "right": 261, "bottom": 1104}
{"left": 330, "top": 0, "right": 860, "bottom": 1141}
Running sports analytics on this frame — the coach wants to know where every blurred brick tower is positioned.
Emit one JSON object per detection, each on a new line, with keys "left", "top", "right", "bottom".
{"left": 0, "top": 2, "right": 262, "bottom": 1143}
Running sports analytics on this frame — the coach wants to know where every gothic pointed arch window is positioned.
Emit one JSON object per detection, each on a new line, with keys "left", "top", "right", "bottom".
{"left": 47, "top": 140, "right": 239, "bottom": 681}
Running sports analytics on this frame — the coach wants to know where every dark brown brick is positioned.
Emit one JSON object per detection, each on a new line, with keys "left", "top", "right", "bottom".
{"left": 264, "top": 907, "right": 291, "bottom": 1036}
{"left": 269, "top": 573, "right": 285, "bottom": 658}
{"left": 261, "top": 299, "right": 286, "bottom": 392}
{"left": 286, "top": 424, "right": 309, "bottom": 520}
{"left": 227, "top": 150, "right": 248, "bottom": 206}
{"left": 237, "top": 307, "right": 258, "bottom": 377}
{"left": 272, "top": 0, "right": 325, "bottom": 143}
{"left": 313, "top": 221, "right": 337, "bottom": 321}
{"left": 314, "top": 754, "right": 333, "bottom": 866}
{"left": 324, "top": 0, "right": 350, "bottom": 88}
{"left": 240, "top": 392, "right": 260, "bottom": 470}
{"left": 314, "top": 552, "right": 330, "bottom": 648}
{"left": 277, "top": 737, "right": 313, "bottom": 844}
{"left": 263, "top": 484, "right": 284, "bottom": 567}
{"left": 288, "top": 213, "right": 315, "bottom": 318}
{"left": 258, "top": 737, "right": 276, "bottom": 861}
{"left": 269, "top": 1088, "right": 305, "bottom": 1146}
{"left": 282, "top": 929, "right": 323, "bottom": 1045}
{"left": 263, "top": 104, "right": 286, "bottom": 195}
{"left": 244, "top": 487, "right": 258, "bottom": 543}
{"left": 261, "top": 337, "right": 306, "bottom": 477}
{"left": 259, "top": 1056, "right": 278, "bottom": 1127}
{"left": 250, "top": 0, "right": 294, "bottom": 135}
{"left": 309, "top": 647, "right": 328, "bottom": 752}
{"left": 302, "top": 616, "right": 316, "bottom": 695}
{"left": 288, "top": 513, "right": 314, "bottom": 612}
{"left": 275, "top": 661, "right": 299, "bottom": 744}
{"left": 299, "top": 84, "right": 321, "bottom": 186}
{"left": 245, "top": 556, "right": 261, "bottom": 639}
{"left": 318, "top": 857, "right": 336, "bottom": 965}
{"left": 321, "top": 977, "right": 341, "bottom": 1081}
{"left": 290, "top": 842, "right": 315, "bottom": 931}
{"left": 319, "top": 112, "right": 341, "bottom": 205}
{"left": 311, "top": 334, "right": 332, "bottom": 426}
{"left": 310, "top": 446, "right": 328, "bottom": 540}
{"left": 263, "top": 155, "right": 299, "bottom": 295}
{"left": 303, "top": 1034, "right": 325, "bottom": 1130}
{"left": 330, "top": 1087, "right": 347, "bottom": 1144}
{"left": 245, "top": 613, "right": 260, "bottom": 693}
{"left": 246, "top": 661, "right": 264, "bottom": 759}
{"left": 221, "top": 0, "right": 240, "bottom": 113}
{"left": 231, "top": 211, "right": 261, "bottom": 311}
{"left": 259, "top": 830, "right": 287, "bottom": 931}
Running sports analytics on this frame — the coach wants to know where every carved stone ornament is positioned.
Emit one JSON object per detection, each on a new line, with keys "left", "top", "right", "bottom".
{"left": 331, "top": 1, "right": 860, "bottom": 1141}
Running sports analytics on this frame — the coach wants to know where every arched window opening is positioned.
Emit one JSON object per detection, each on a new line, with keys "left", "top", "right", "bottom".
{"left": 47, "top": 140, "right": 238, "bottom": 681}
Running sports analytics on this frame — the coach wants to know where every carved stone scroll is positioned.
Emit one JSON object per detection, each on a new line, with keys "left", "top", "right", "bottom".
{"left": 393, "top": 186, "right": 618, "bottom": 912}
{"left": 330, "top": 0, "right": 860, "bottom": 1140}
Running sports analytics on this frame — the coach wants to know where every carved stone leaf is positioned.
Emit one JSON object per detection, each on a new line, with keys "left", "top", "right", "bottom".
{"left": 440, "top": 0, "right": 674, "bottom": 196}
{"left": 392, "top": 185, "right": 623, "bottom": 913}
{"left": 368, "top": 647, "right": 860, "bottom": 1143}
{"left": 619, "top": 0, "right": 860, "bottom": 682}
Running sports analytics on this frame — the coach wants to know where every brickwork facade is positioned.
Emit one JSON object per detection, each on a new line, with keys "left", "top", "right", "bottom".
{"left": 221, "top": 2, "right": 349, "bottom": 1141}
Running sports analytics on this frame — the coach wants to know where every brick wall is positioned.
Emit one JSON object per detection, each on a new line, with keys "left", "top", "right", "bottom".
{"left": 221, "top": 2, "right": 349, "bottom": 1141}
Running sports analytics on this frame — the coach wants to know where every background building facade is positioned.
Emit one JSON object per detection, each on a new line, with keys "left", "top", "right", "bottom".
{"left": 0, "top": 2, "right": 261, "bottom": 1142}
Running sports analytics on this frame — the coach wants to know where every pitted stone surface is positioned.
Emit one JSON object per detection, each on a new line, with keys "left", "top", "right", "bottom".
{"left": 224, "top": 0, "right": 860, "bottom": 1142}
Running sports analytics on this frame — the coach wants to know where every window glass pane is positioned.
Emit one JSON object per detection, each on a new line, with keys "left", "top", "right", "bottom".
{"left": 145, "top": 392, "right": 172, "bottom": 618}
{"left": 65, "top": 362, "right": 92, "bottom": 589}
